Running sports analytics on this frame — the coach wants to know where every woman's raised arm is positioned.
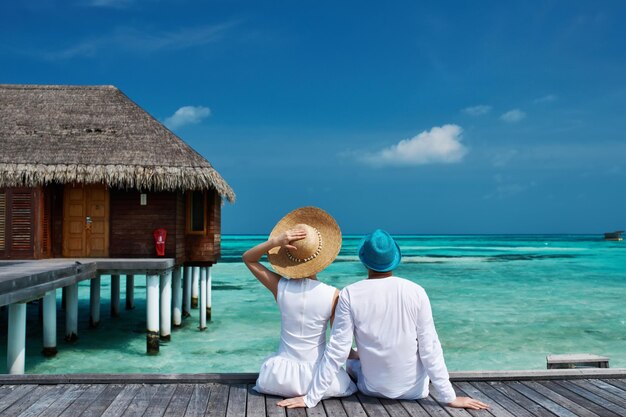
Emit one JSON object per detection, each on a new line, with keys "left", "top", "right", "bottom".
{"left": 242, "top": 228, "right": 307, "bottom": 299}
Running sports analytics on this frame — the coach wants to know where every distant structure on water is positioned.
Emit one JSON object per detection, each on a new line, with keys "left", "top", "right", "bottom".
{"left": 603, "top": 231, "right": 624, "bottom": 241}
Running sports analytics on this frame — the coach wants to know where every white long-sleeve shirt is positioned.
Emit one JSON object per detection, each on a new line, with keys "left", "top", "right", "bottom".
{"left": 304, "top": 276, "right": 457, "bottom": 407}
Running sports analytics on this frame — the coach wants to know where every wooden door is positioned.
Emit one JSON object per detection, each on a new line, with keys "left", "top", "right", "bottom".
{"left": 63, "top": 184, "right": 109, "bottom": 257}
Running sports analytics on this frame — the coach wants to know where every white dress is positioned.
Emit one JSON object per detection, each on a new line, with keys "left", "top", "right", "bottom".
{"left": 254, "top": 278, "right": 357, "bottom": 398}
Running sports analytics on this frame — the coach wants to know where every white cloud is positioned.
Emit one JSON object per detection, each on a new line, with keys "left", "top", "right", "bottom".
{"left": 462, "top": 105, "right": 492, "bottom": 116}
{"left": 500, "top": 109, "right": 526, "bottom": 123}
{"left": 360, "top": 124, "right": 467, "bottom": 167}
{"left": 164, "top": 106, "right": 211, "bottom": 130}
{"left": 534, "top": 94, "right": 557, "bottom": 104}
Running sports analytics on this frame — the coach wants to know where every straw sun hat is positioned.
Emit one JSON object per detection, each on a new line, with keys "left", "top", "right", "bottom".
{"left": 268, "top": 207, "right": 342, "bottom": 279}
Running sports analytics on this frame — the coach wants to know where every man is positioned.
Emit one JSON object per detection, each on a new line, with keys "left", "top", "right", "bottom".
{"left": 277, "top": 229, "right": 489, "bottom": 410}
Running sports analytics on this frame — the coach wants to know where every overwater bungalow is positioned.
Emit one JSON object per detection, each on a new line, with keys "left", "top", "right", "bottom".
{"left": 0, "top": 84, "right": 234, "bottom": 261}
{"left": 0, "top": 84, "right": 235, "bottom": 372}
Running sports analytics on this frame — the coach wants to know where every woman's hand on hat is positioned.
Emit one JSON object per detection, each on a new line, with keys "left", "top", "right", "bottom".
{"left": 273, "top": 228, "right": 307, "bottom": 250}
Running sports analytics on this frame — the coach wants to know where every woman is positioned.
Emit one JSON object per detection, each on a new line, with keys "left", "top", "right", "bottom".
{"left": 243, "top": 206, "right": 357, "bottom": 398}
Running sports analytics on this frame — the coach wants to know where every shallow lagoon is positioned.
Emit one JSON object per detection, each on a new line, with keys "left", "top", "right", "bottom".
{"left": 1, "top": 235, "right": 624, "bottom": 373}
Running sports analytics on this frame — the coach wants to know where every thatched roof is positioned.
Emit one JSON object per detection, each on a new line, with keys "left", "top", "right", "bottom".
{"left": 0, "top": 84, "right": 235, "bottom": 202}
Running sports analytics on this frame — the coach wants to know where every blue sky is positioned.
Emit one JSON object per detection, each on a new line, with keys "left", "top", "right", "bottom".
{"left": 1, "top": 0, "right": 624, "bottom": 234}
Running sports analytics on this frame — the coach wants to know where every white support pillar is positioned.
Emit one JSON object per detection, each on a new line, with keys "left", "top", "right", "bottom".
{"left": 65, "top": 283, "right": 78, "bottom": 342}
{"left": 199, "top": 267, "right": 207, "bottom": 331}
{"left": 111, "top": 274, "right": 120, "bottom": 318}
{"left": 126, "top": 275, "right": 135, "bottom": 310}
{"left": 90, "top": 277, "right": 101, "bottom": 328}
{"left": 206, "top": 267, "right": 212, "bottom": 321}
{"left": 42, "top": 290, "right": 57, "bottom": 357}
{"left": 160, "top": 270, "right": 172, "bottom": 341}
{"left": 7, "top": 303, "right": 26, "bottom": 374}
{"left": 191, "top": 266, "right": 199, "bottom": 308}
{"left": 183, "top": 266, "right": 192, "bottom": 317}
{"left": 172, "top": 267, "right": 182, "bottom": 328}
{"left": 146, "top": 274, "right": 160, "bottom": 355}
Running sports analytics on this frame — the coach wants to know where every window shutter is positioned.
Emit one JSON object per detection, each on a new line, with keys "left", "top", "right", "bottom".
{"left": 0, "top": 192, "right": 5, "bottom": 251}
{"left": 10, "top": 191, "right": 33, "bottom": 253}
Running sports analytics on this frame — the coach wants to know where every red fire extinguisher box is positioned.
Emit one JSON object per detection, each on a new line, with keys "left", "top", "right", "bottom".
{"left": 153, "top": 228, "right": 167, "bottom": 257}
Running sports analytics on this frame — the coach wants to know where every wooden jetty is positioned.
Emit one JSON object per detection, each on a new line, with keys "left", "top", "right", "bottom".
{"left": 0, "top": 259, "right": 214, "bottom": 374}
{"left": 0, "top": 370, "right": 624, "bottom": 416}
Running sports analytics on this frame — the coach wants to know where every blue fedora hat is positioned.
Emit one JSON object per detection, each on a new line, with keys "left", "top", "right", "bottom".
{"left": 358, "top": 229, "right": 401, "bottom": 272}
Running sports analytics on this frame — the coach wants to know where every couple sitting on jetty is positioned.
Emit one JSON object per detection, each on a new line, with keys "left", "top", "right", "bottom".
{"left": 243, "top": 207, "right": 489, "bottom": 411}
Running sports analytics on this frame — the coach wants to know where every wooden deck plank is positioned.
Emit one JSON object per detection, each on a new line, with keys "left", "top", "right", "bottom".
{"left": 0, "top": 385, "right": 18, "bottom": 401}
{"left": 521, "top": 381, "right": 603, "bottom": 417}
{"left": 553, "top": 380, "right": 626, "bottom": 417}
{"left": 380, "top": 397, "right": 414, "bottom": 417}
{"left": 321, "top": 398, "right": 347, "bottom": 417}
{"left": 14, "top": 384, "right": 73, "bottom": 417}
{"left": 57, "top": 384, "right": 107, "bottom": 417}
{"left": 35, "top": 384, "right": 88, "bottom": 417}
{"left": 286, "top": 406, "right": 306, "bottom": 417}
{"left": 602, "top": 378, "right": 626, "bottom": 392}
{"left": 339, "top": 394, "right": 367, "bottom": 417}
{"left": 417, "top": 395, "right": 470, "bottom": 417}
{"left": 246, "top": 385, "right": 266, "bottom": 417}
{"left": 226, "top": 384, "right": 247, "bottom": 417}
{"left": 100, "top": 384, "right": 142, "bottom": 417}
{"left": 446, "top": 386, "right": 489, "bottom": 417}
{"left": 356, "top": 393, "right": 390, "bottom": 417}
{"left": 265, "top": 394, "right": 286, "bottom": 417}
{"left": 568, "top": 379, "right": 626, "bottom": 408}
{"left": 507, "top": 381, "right": 579, "bottom": 417}
{"left": 185, "top": 383, "right": 211, "bottom": 417}
{"left": 140, "top": 384, "right": 177, "bottom": 417}
{"left": 455, "top": 382, "right": 515, "bottom": 417}
{"left": 206, "top": 383, "right": 230, "bottom": 417}
{"left": 469, "top": 382, "right": 536, "bottom": 417}
{"left": 538, "top": 381, "right": 621, "bottom": 417}
{"left": 162, "top": 384, "right": 194, "bottom": 417}
{"left": 397, "top": 400, "right": 431, "bottom": 417}
{"left": 489, "top": 381, "right": 557, "bottom": 417}
{"left": 0, "top": 384, "right": 37, "bottom": 414}
{"left": 586, "top": 379, "right": 626, "bottom": 401}
{"left": 305, "top": 401, "right": 327, "bottom": 417}
{"left": 0, "top": 385, "right": 57, "bottom": 417}
{"left": 80, "top": 384, "right": 125, "bottom": 417}
{"left": 120, "top": 384, "right": 160, "bottom": 417}
{"left": 0, "top": 377, "right": 622, "bottom": 417}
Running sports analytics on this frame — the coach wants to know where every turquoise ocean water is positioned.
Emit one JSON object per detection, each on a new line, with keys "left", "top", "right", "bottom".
{"left": 1, "top": 235, "right": 624, "bottom": 373}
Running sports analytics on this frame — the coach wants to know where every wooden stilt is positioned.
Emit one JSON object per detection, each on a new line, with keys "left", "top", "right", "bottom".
{"left": 206, "top": 267, "right": 212, "bottom": 321}
{"left": 7, "top": 302, "right": 26, "bottom": 374}
{"left": 89, "top": 277, "right": 101, "bottom": 328}
{"left": 42, "top": 290, "right": 57, "bottom": 357}
{"left": 111, "top": 274, "right": 120, "bottom": 318}
{"left": 183, "top": 266, "right": 192, "bottom": 317}
{"left": 125, "top": 274, "right": 135, "bottom": 310}
{"left": 191, "top": 266, "right": 199, "bottom": 308}
{"left": 172, "top": 267, "right": 182, "bottom": 328}
{"left": 146, "top": 274, "right": 160, "bottom": 355}
{"left": 65, "top": 283, "right": 78, "bottom": 342}
{"left": 199, "top": 267, "right": 207, "bottom": 331}
{"left": 160, "top": 271, "right": 172, "bottom": 341}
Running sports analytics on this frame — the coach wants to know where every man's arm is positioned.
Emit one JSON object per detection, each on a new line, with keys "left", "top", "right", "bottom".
{"left": 278, "top": 289, "right": 355, "bottom": 408}
{"left": 415, "top": 289, "right": 458, "bottom": 404}
{"left": 416, "top": 290, "right": 489, "bottom": 410}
